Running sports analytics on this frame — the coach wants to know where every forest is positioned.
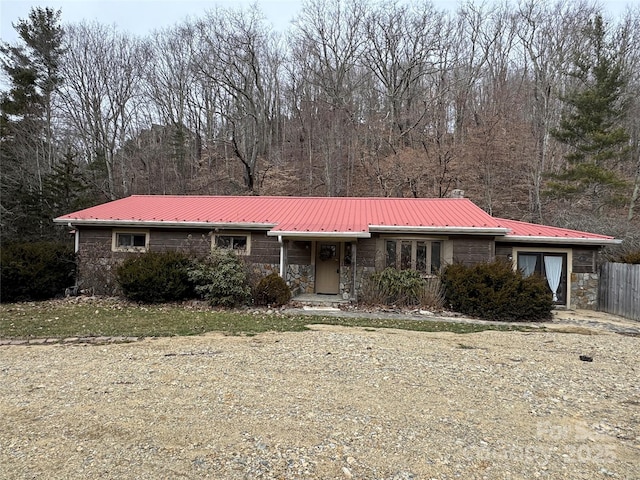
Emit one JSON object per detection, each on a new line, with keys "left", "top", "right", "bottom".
{"left": 1, "top": 0, "right": 639, "bottom": 249}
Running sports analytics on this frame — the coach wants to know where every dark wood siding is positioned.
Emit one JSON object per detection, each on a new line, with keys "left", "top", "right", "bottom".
{"left": 452, "top": 237, "right": 495, "bottom": 265}
{"left": 288, "top": 240, "right": 312, "bottom": 265}
{"left": 572, "top": 248, "right": 598, "bottom": 274}
{"left": 495, "top": 244, "right": 512, "bottom": 261}
{"left": 150, "top": 229, "right": 212, "bottom": 257}
{"left": 356, "top": 238, "right": 377, "bottom": 268}
{"left": 247, "top": 232, "right": 280, "bottom": 264}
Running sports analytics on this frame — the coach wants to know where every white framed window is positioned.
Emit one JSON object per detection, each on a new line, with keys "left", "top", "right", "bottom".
{"left": 213, "top": 233, "right": 251, "bottom": 255}
{"left": 112, "top": 230, "right": 149, "bottom": 252}
{"left": 385, "top": 239, "right": 442, "bottom": 274}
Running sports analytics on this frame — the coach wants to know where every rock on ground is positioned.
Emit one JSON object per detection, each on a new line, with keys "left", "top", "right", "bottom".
{"left": 1, "top": 326, "right": 638, "bottom": 479}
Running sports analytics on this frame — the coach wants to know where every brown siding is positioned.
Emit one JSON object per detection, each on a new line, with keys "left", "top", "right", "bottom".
{"left": 452, "top": 237, "right": 495, "bottom": 265}
{"left": 150, "top": 229, "right": 212, "bottom": 257}
{"left": 495, "top": 244, "right": 512, "bottom": 262}
{"left": 247, "top": 232, "right": 280, "bottom": 264}
{"left": 356, "top": 238, "right": 377, "bottom": 268}
{"left": 572, "top": 248, "right": 598, "bottom": 274}
{"left": 288, "top": 240, "right": 312, "bottom": 265}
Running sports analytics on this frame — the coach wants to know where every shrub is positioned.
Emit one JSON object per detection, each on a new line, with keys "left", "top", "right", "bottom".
{"left": 618, "top": 250, "right": 640, "bottom": 264}
{"left": 361, "top": 268, "right": 425, "bottom": 307}
{"left": 188, "top": 248, "right": 251, "bottom": 307}
{"left": 418, "top": 276, "right": 445, "bottom": 310}
{"left": 440, "top": 260, "right": 553, "bottom": 322}
{"left": 1, "top": 242, "right": 76, "bottom": 302}
{"left": 255, "top": 273, "right": 291, "bottom": 306}
{"left": 359, "top": 268, "right": 445, "bottom": 309}
{"left": 116, "top": 251, "right": 193, "bottom": 303}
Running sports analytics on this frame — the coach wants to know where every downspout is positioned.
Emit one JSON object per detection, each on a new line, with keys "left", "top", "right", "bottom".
{"left": 68, "top": 223, "right": 79, "bottom": 253}
{"left": 70, "top": 223, "right": 80, "bottom": 295}
{"left": 351, "top": 242, "right": 357, "bottom": 303}
{"left": 278, "top": 236, "right": 285, "bottom": 278}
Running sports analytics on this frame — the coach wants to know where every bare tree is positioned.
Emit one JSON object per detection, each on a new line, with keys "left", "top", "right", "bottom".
{"left": 289, "top": 0, "right": 368, "bottom": 195}
{"left": 193, "top": 5, "right": 280, "bottom": 193}
{"left": 58, "top": 22, "right": 149, "bottom": 200}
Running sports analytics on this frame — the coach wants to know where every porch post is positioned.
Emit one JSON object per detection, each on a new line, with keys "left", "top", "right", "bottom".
{"left": 351, "top": 241, "right": 357, "bottom": 302}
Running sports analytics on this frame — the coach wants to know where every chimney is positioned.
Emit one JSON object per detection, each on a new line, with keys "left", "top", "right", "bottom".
{"left": 450, "top": 189, "right": 465, "bottom": 198}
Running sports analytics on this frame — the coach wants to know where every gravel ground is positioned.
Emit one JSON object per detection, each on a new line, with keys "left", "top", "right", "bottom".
{"left": 1, "top": 324, "right": 638, "bottom": 479}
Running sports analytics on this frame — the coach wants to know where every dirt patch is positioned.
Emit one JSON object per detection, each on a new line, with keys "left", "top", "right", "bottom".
{"left": 1, "top": 326, "right": 638, "bottom": 479}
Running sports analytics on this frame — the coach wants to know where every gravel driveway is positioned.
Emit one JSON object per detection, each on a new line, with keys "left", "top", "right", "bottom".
{"left": 1, "top": 324, "right": 638, "bottom": 479}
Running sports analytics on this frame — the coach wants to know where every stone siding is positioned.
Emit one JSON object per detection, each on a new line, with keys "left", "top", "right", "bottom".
{"left": 249, "top": 263, "right": 314, "bottom": 297}
{"left": 571, "top": 272, "right": 599, "bottom": 310}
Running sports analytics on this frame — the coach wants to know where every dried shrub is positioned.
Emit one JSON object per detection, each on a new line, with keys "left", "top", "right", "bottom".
{"left": 255, "top": 273, "right": 291, "bottom": 307}
{"left": 419, "top": 276, "right": 445, "bottom": 310}
{"left": 617, "top": 250, "right": 640, "bottom": 264}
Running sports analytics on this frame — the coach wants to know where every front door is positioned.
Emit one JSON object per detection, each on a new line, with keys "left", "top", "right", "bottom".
{"left": 316, "top": 243, "right": 340, "bottom": 294}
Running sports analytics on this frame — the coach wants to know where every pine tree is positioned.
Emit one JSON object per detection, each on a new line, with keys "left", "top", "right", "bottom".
{"left": 549, "top": 14, "right": 630, "bottom": 213}
{"left": 0, "top": 7, "right": 65, "bottom": 241}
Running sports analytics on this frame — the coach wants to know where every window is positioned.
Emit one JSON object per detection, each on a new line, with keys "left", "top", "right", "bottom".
{"left": 385, "top": 239, "right": 441, "bottom": 274}
{"left": 516, "top": 251, "right": 568, "bottom": 305}
{"left": 112, "top": 231, "right": 148, "bottom": 252}
{"left": 214, "top": 234, "right": 250, "bottom": 254}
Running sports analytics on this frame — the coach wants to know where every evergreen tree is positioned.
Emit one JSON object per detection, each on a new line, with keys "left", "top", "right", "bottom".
{"left": 549, "top": 14, "right": 630, "bottom": 213}
{"left": 0, "top": 7, "right": 65, "bottom": 241}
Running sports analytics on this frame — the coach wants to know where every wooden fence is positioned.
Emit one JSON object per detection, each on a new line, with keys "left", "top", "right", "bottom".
{"left": 598, "top": 262, "right": 640, "bottom": 321}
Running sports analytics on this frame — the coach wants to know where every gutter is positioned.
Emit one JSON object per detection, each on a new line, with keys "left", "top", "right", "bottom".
{"left": 498, "top": 236, "right": 622, "bottom": 246}
{"left": 369, "top": 225, "right": 509, "bottom": 235}
{"left": 267, "top": 230, "right": 371, "bottom": 239}
{"left": 54, "top": 219, "right": 277, "bottom": 230}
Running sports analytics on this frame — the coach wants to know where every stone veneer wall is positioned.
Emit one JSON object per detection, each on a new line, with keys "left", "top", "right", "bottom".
{"left": 249, "top": 263, "right": 314, "bottom": 296}
{"left": 570, "top": 272, "right": 599, "bottom": 310}
{"left": 288, "top": 264, "right": 314, "bottom": 295}
{"left": 341, "top": 265, "right": 377, "bottom": 300}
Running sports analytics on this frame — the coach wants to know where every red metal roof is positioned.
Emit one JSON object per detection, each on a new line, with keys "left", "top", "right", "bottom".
{"left": 54, "top": 195, "right": 617, "bottom": 244}
{"left": 496, "top": 218, "right": 616, "bottom": 242}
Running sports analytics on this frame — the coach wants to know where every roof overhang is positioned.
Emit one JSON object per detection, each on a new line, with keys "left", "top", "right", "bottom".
{"left": 267, "top": 230, "right": 371, "bottom": 239}
{"left": 369, "top": 225, "right": 509, "bottom": 235}
{"left": 498, "top": 235, "right": 622, "bottom": 246}
{"left": 53, "top": 218, "right": 277, "bottom": 230}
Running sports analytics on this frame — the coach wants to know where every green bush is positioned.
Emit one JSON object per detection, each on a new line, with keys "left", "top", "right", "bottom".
{"left": 255, "top": 273, "right": 291, "bottom": 306}
{"left": 440, "top": 260, "right": 553, "bottom": 322}
{"left": 188, "top": 249, "right": 251, "bottom": 307}
{"left": 362, "top": 267, "right": 426, "bottom": 307}
{"left": 116, "top": 251, "right": 193, "bottom": 303}
{"left": 1, "top": 242, "right": 76, "bottom": 302}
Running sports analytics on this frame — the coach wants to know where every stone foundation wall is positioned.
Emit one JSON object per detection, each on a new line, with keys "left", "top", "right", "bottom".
{"left": 249, "top": 263, "right": 315, "bottom": 296}
{"left": 341, "top": 265, "right": 377, "bottom": 300}
{"left": 287, "top": 264, "right": 314, "bottom": 295}
{"left": 571, "top": 272, "right": 599, "bottom": 310}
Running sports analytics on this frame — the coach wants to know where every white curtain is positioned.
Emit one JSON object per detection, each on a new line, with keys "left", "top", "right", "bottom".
{"left": 519, "top": 255, "right": 537, "bottom": 277}
{"left": 544, "top": 256, "right": 563, "bottom": 302}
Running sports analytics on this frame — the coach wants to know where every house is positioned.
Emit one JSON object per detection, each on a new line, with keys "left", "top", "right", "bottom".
{"left": 54, "top": 195, "right": 620, "bottom": 309}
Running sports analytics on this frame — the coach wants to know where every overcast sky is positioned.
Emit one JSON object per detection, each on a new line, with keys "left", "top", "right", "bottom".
{"left": 0, "top": 0, "right": 635, "bottom": 44}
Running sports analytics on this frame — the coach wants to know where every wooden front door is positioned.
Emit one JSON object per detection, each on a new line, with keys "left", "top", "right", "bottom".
{"left": 316, "top": 243, "right": 340, "bottom": 294}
